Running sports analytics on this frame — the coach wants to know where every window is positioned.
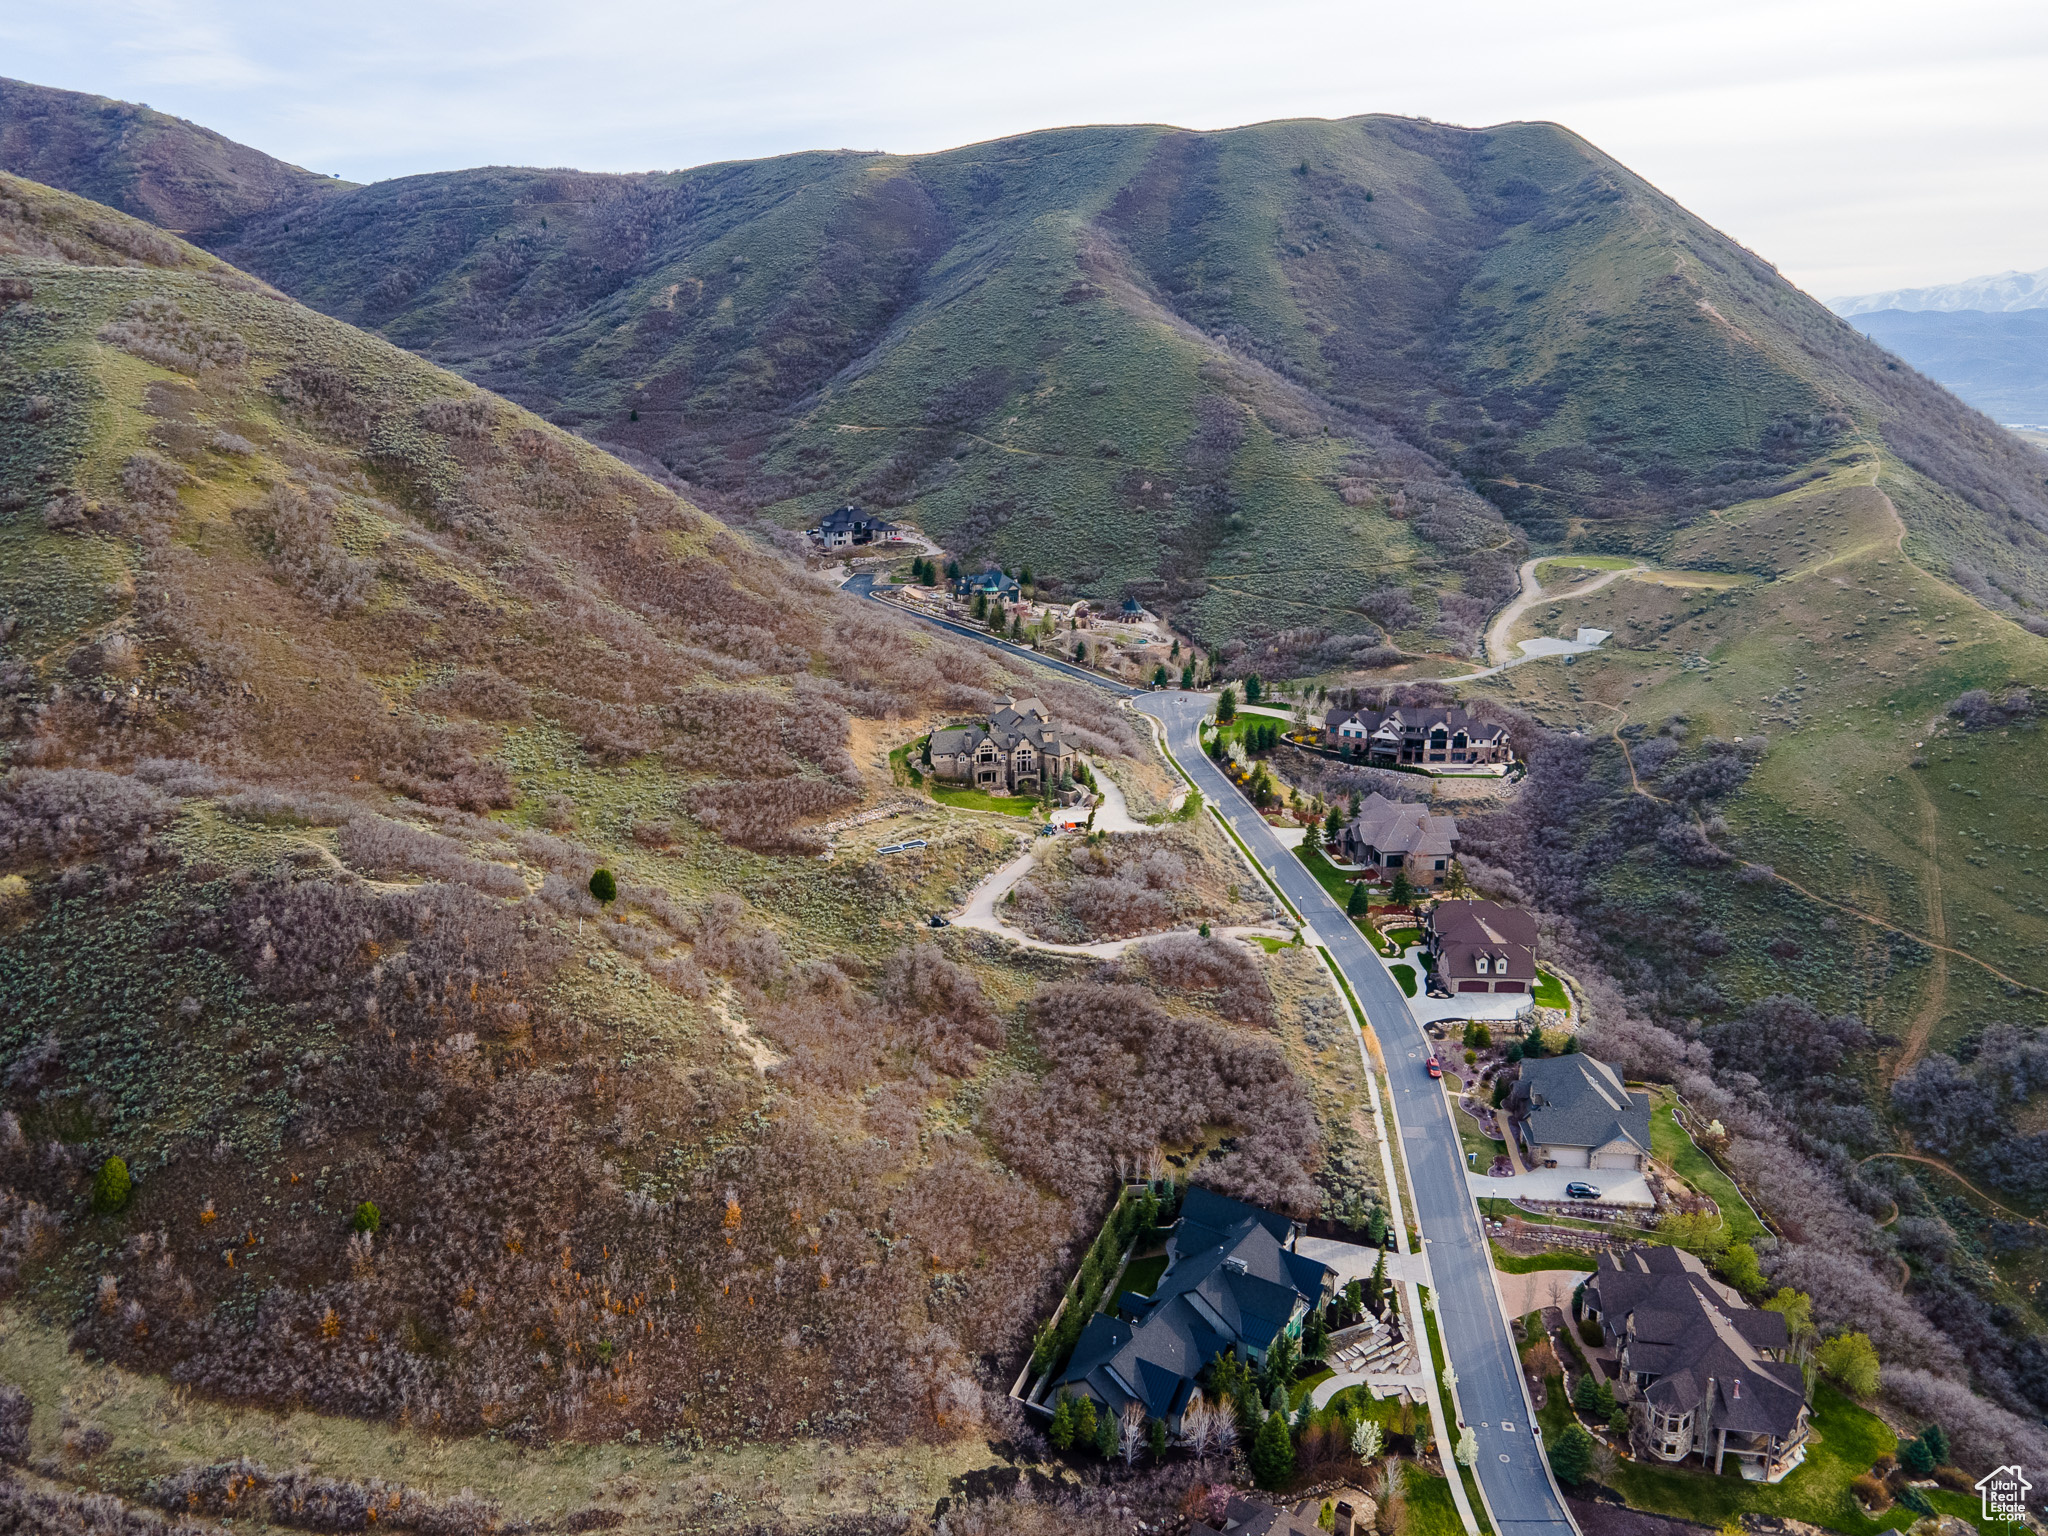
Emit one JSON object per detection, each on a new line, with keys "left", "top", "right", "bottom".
{"left": 1476, "top": 956, "right": 1490, "bottom": 975}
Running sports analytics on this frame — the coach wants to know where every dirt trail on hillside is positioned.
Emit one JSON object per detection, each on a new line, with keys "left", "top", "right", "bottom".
{"left": 1483, "top": 557, "right": 1645, "bottom": 668}
{"left": 1862, "top": 1151, "right": 2028, "bottom": 1219}
{"left": 1896, "top": 772, "right": 1950, "bottom": 1079}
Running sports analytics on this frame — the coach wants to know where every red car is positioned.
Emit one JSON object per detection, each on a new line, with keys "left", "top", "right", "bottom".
{"left": 1425, "top": 1055, "right": 1443, "bottom": 1079}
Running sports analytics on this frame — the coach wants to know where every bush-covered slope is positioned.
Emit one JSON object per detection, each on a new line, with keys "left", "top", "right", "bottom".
{"left": 0, "top": 176, "right": 1347, "bottom": 1470}
{"left": 0, "top": 77, "right": 346, "bottom": 240}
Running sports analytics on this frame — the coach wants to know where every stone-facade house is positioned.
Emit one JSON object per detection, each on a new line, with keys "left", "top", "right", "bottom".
{"left": 926, "top": 696, "right": 1074, "bottom": 796}
{"left": 1057, "top": 1188, "right": 1332, "bottom": 1434}
{"left": 1323, "top": 706, "right": 1512, "bottom": 769}
{"left": 1584, "top": 1246, "right": 1810, "bottom": 1482}
{"left": 1333, "top": 793, "right": 1457, "bottom": 887}
{"left": 1505, "top": 1054, "right": 1651, "bottom": 1171}
{"left": 1423, "top": 899, "right": 1536, "bottom": 991}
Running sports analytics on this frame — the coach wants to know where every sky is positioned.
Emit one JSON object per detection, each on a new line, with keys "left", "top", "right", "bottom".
{"left": 5, "top": 0, "right": 2046, "bottom": 299}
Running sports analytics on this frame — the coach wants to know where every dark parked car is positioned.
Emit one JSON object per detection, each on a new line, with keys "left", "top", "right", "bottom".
{"left": 1564, "top": 1181, "right": 1601, "bottom": 1201}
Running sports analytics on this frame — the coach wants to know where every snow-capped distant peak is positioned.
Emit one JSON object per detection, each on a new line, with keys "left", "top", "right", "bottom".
{"left": 1829, "top": 266, "right": 2048, "bottom": 316}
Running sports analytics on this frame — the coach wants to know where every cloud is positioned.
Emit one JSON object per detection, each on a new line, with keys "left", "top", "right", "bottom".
{"left": 2, "top": 0, "right": 2044, "bottom": 292}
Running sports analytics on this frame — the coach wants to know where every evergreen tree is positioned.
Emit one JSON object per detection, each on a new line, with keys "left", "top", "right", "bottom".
{"left": 1346, "top": 881, "right": 1370, "bottom": 918}
{"left": 1149, "top": 1417, "right": 1168, "bottom": 1459}
{"left": 1921, "top": 1424, "right": 1950, "bottom": 1467}
{"left": 1217, "top": 687, "right": 1237, "bottom": 724}
{"left": 1074, "top": 1396, "right": 1098, "bottom": 1446}
{"left": 1245, "top": 673, "right": 1264, "bottom": 704}
{"left": 92, "top": 1156, "right": 131, "bottom": 1214}
{"left": 1182, "top": 662, "right": 1196, "bottom": 689}
{"left": 946, "top": 558, "right": 961, "bottom": 580}
{"left": 1324, "top": 802, "right": 1344, "bottom": 840}
{"left": 1389, "top": 870, "right": 1413, "bottom": 906}
{"left": 1094, "top": 1409, "right": 1117, "bottom": 1458}
{"left": 1549, "top": 1422, "right": 1595, "bottom": 1485}
{"left": 1049, "top": 1395, "right": 1076, "bottom": 1451}
{"left": 1249, "top": 1408, "right": 1296, "bottom": 1489}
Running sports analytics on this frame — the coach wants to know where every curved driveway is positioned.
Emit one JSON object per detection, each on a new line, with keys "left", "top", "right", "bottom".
{"left": 1138, "top": 691, "right": 1577, "bottom": 1536}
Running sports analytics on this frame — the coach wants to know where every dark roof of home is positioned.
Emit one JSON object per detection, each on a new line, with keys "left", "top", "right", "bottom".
{"left": 1323, "top": 706, "right": 1509, "bottom": 744}
{"left": 1588, "top": 1246, "right": 1803, "bottom": 1437}
{"left": 811, "top": 504, "right": 899, "bottom": 533}
{"left": 1192, "top": 1495, "right": 1323, "bottom": 1536}
{"left": 1058, "top": 1187, "right": 1329, "bottom": 1422}
{"left": 1343, "top": 792, "right": 1456, "bottom": 860}
{"left": 1510, "top": 1055, "right": 1650, "bottom": 1153}
{"left": 928, "top": 697, "right": 1066, "bottom": 761}
{"left": 1426, "top": 899, "right": 1537, "bottom": 983}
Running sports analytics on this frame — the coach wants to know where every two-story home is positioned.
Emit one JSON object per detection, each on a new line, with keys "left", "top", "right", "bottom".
{"left": 1423, "top": 899, "right": 1536, "bottom": 991}
{"left": 807, "top": 504, "right": 903, "bottom": 549}
{"left": 1583, "top": 1245, "right": 1810, "bottom": 1482}
{"left": 1333, "top": 793, "right": 1458, "bottom": 888}
{"left": 1056, "top": 1187, "right": 1333, "bottom": 1435}
{"left": 1322, "top": 706, "right": 1513, "bottom": 769}
{"left": 952, "top": 567, "right": 1022, "bottom": 604}
{"left": 1505, "top": 1054, "right": 1651, "bottom": 1172}
{"left": 926, "top": 696, "right": 1075, "bottom": 796}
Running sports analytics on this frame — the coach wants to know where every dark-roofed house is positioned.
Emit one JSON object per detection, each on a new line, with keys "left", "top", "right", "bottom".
{"left": 926, "top": 696, "right": 1075, "bottom": 796}
{"left": 953, "top": 567, "right": 1021, "bottom": 603}
{"left": 1584, "top": 1245, "right": 1810, "bottom": 1481}
{"left": 1333, "top": 792, "right": 1457, "bottom": 888}
{"left": 1323, "top": 706, "right": 1512, "bottom": 769}
{"left": 1056, "top": 1187, "right": 1332, "bottom": 1433}
{"left": 1505, "top": 1054, "right": 1651, "bottom": 1171}
{"left": 806, "top": 504, "right": 903, "bottom": 549}
{"left": 1423, "top": 899, "right": 1536, "bottom": 992}
{"left": 1190, "top": 1493, "right": 1325, "bottom": 1536}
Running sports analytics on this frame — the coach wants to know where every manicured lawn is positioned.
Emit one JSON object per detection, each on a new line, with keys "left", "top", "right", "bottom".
{"left": 1251, "top": 935, "right": 1289, "bottom": 954}
{"left": 1453, "top": 1100, "right": 1503, "bottom": 1169}
{"left": 1289, "top": 1367, "right": 1333, "bottom": 1411}
{"left": 929, "top": 782, "right": 1045, "bottom": 818}
{"left": 1119, "top": 1254, "right": 1168, "bottom": 1295}
{"left": 1533, "top": 969, "right": 1568, "bottom": 1009}
{"left": 1489, "top": 1241, "right": 1598, "bottom": 1274}
{"left": 1407, "top": 1471, "right": 1467, "bottom": 1536}
{"left": 1386, "top": 926, "right": 1423, "bottom": 950}
{"left": 1649, "top": 1094, "right": 1766, "bottom": 1242}
{"left": 1534, "top": 1369, "right": 1956, "bottom": 1536}
{"left": 1391, "top": 963, "right": 1418, "bottom": 997}
{"left": 1296, "top": 843, "right": 1360, "bottom": 908}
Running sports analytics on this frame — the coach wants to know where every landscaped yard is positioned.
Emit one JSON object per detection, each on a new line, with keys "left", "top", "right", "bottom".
{"left": 1452, "top": 1098, "right": 1503, "bottom": 1170}
{"left": 1296, "top": 843, "right": 1359, "bottom": 908}
{"left": 1533, "top": 969, "right": 1568, "bottom": 1009}
{"left": 1391, "top": 963, "right": 1418, "bottom": 997}
{"left": 1489, "top": 1241, "right": 1597, "bottom": 1274}
{"left": 1118, "top": 1253, "right": 1168, "bottom": 1296}
{"left": 1529, "top": 1362, "right": 2014, "bottom": 1536}
{"left": 1649, "top": 1093, "right": 1766, "bottom": 1242}
{"left": 928, "top": 782, "right": 1045, "bottom": 818}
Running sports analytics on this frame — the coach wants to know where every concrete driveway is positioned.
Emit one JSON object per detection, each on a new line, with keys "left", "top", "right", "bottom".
{"left": 1467, "top": 1165, "right": 1654, "bottom": 1208}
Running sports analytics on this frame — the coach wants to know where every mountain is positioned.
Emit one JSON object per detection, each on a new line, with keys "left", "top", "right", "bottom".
{"left": 1846, "top": 307, "right": 2048, "bottom": 424}
{"left": 0, "top": 171, "right": 1301, "bottom": 1485}
{"left": 9, "top": 93, "right": 2048, "bottom": 669}
{"left": 0, "top": 76, "right": 347, "bottom": 240}
{"left": 1830, "top": 265, "right": 2048, "bottom": 316}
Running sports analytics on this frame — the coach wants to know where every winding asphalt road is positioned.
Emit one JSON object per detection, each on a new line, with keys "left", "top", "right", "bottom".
{"left": 1138, "top": 691, "right": 1577, "bottom": 1536}
{"left": 845, "top": 572, "right": 1575, "bottom": 1534}
{"left": 842, "top": 573, "right": 1142, "bottom": 696}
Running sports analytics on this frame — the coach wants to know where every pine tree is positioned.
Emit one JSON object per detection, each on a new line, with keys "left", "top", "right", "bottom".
{"left": 1249, "top": 1407, "right": 1295, "bottom": 1489}
{"left": 92, "top": 1156, "right": 131, "bottom": 1214}
{"left": 1550, "top": 1422, "right": 1595, "bottom": 1484}
{"left": 1094, "top": 1408, "right": 1117, "bottom": 1458}
{"left": 1346, "top": 881, "right": 1370, "bottom": 918}
{"left": 1074, "top": 1396, "right": 1098, "bottom": 1446}
{"left": 1049, "top": 1395, "right": 1076, "bottom": 1451}
{"left": 1217, "top": 687, "right": 1237, "bottom": 724}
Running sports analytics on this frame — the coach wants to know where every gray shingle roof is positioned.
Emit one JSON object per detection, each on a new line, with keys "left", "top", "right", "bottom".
{"left": 1511, "top": 1054, "right": 1650, "bottom": 1154}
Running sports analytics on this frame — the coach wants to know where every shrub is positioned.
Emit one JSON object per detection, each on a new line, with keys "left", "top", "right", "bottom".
{"left": 1549, "top": 1421, "right": 1595, "bottom": 1484}
{"left": 350, "top": 1202, "right": 380, "bottom": 1235}
{"left": 0, "top": 1384, "right": 30, "bottom": 1463}
{"left": 92, "top": 1157, "right": 131, "bottom": 1214}
{"left": 1850, "top": 1475, "right": 1889, "bottom": 1511}
{"left": 1815, "top": 1331, "right": 1880, "bottom": 1398}
{"left": 588, "top": 868, "right": 617, "bottom": 905}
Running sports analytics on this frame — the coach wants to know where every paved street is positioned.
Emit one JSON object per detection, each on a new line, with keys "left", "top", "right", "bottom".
{"left": 1138, "top": 692, "right": 1578, "bottom": 1536}
{"left": 842, "top": 573, "right": 1142, "bottom": 696}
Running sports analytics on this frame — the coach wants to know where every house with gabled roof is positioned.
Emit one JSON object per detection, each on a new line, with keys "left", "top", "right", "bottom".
{"left": 1424, "top": 898, "right": 1536, "bottom": 991}
{"left": 1055, "top": 1187, "right": 1332, "bottom": 1432}
{"left": 1334, "top": 792, "right": 1457, "bottom": 888}
{"left": 806, "top": 504, "right": 903, "bottom": 549}
{"left": 926, "top": 696, "right": 1074, "bottom": 796}
{"left": 1584, "top": 1245, "right": 1809, "bottom": 1481}
{"left": 1323, "top": 705, "right": 1512, "bottom": 770}
{"left": 1505, "top": 1053, "right": 1651, "bottom": 1171}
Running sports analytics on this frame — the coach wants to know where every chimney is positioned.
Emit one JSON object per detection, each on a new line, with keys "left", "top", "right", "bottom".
{"left": 1335, "top": 1501, "right": 1355, "bottom": 1536}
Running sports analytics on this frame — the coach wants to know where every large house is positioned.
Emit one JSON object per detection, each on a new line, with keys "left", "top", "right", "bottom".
{"left": 1423, "top": 899, "right": 1536, "bottom": 992}
{"left": 1057, "top": 1187, "right": 1333, "bottom": 1434}
{"left": 1506, "top": 1054, "right": 1651, "bottom": 1172}
{"left": 927, "top": 696, "right": 1075, "bottom": 796}
{"left": 953, "top": 567, "right": 1022, "bottom": 604}
{"left": 1323, "top": 706, "right": 1512, "bottom": 769}
{"left": 807, "top": 504, "right": 903, "bottom": 549}
{"left": 1584, "top": 1246, "right": 1810, "bottom": 1482}
{"left": 1333, "top": 793, "right": 1457, "bottom": 888}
